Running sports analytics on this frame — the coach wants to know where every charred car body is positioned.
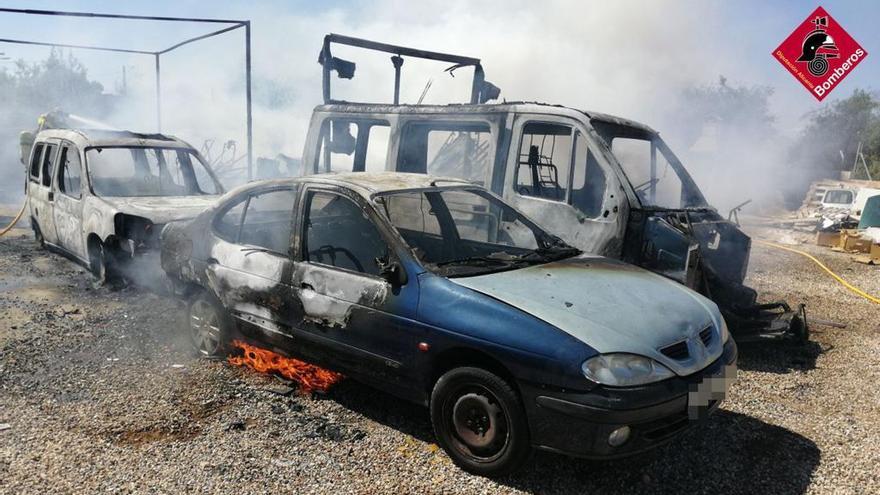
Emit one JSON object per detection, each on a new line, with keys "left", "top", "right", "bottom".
{"left": 23, "top": 128, "right": 223, "bottom": 279}
{"left": 161, "top": 172, "right": 737, "bottom": 476}
{"left": 300, "top": 34, "right": 806, "bottom": 342}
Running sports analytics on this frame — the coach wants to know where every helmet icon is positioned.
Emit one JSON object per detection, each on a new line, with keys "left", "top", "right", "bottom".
{"left": 797, "top": 16, "right": 839, "bottom": 76}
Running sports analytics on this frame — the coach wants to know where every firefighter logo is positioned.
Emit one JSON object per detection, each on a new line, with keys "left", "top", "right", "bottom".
{"left": 773, "top": 6, "right": 867, "bottom": 101}
{"left": 796, "top": 16, "right": 837, "bottom": 77}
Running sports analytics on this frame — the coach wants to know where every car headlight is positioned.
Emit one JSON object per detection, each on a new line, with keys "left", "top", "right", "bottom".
{"left": 719, "top": 318, "right": 730, "bottom": 343}
{"left": 581, "top": 354, "right": 675, "bottom": 387}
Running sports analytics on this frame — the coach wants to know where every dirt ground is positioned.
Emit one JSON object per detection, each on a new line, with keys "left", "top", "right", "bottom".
{"left": 0, "top": 219, "right": 878, "bottom": 494}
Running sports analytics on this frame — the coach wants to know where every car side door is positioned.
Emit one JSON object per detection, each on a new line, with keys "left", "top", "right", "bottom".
{"left": 205, "top": 186, "right": 301, "bottom": 351}
{"left": 28, "top": 140, "right": 61, "bottom": 246}
{"left": 291, "top": 185, "right": 421, "bottom": 385}
{"left": 52, "top": 142, "right": 87, "bottom": 260}
{"left": 504, "top": 115, "right": 626, "bottom": 256}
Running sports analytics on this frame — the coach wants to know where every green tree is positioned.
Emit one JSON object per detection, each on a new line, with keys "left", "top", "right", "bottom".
{"left": 0, "top": 49, "right": 116, "bottom": 200}
{"left": 789, "top": 89, "right": 880, "bottom": 182}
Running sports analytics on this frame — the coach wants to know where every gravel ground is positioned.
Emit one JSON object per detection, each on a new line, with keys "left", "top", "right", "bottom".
{"left": 0, "top": 225, "right": 878, "bottom": 494}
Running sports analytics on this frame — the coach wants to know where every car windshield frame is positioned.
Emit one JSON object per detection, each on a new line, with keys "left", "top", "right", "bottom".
{"left": 592, "top": 120, "right": 709, "bottom": 210}
{"left": 84, "top": 145, "right": 221, "bottom": 198}
{"left": 374, "top": 185, "right": 581, "bottom": 278}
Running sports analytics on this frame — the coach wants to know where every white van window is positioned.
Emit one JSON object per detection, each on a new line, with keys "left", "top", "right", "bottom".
{"left": 398, "top": 122, "right": 493, "bottom": 187}
{"left": 87, "top": 147, "right": 217, "bottom": 197}
{"left": 570, "top": 132, "right": 607, "bottom": 218}
{"left": 515, "top": 123, "right": 572, "bottom": 202}
{"left": 317, "top": 119, "right": 391, "bottom": 173}
{"left": 58, "top": 146, "right": 83, "bottom": 199}
{"left": 29, "top": 143, "right": 44, "bottom": 182}
{"left": 41, "top": 144, "right": 58, "bottom": 187}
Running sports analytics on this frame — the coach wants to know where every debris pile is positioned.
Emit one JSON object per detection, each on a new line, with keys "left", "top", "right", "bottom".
{"left": 759, "top": 179, "right": 880, "bottom": 265}
{"left": 227, "top": 340, "right": 344, "bottom": 393}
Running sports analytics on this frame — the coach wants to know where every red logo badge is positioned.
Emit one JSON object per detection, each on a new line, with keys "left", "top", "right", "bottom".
{"left": 772, "top": 6, "right": 867, "bottom": 101}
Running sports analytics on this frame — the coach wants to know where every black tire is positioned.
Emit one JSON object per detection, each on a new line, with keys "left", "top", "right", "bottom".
{"left": 430, "top": 367, "right": 531, "bottom": 477}
{"left": 32, "top": 219, "right": 44, "bottom": 248}
{"left": 187, "top": 291, "right": 232, "bottom": 358}
{"left": 88, "top": 240, "right": 109, "bottom": 282}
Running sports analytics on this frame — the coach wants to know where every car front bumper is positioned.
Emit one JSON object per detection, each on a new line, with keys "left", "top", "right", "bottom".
{"left": 521, "top": 337, "right": 738, "bottom": 459}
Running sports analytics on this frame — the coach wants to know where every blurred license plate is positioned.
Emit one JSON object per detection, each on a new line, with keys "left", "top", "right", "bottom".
{"left": 688, "top": 363, "right": 737, "bottom": 420}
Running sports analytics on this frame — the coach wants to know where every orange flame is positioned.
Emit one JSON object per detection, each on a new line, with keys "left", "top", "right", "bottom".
{"left": 227, "top": 339, "right": 344, "bottom": 393}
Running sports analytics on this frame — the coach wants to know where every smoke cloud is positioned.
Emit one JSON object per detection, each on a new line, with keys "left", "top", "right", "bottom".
{"left": 0, "top": 1, "right": 828, "bottom": 214}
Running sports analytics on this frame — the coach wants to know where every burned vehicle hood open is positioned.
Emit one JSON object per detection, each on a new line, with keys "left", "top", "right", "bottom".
{"left": 451, "top": 254, "right": 724, "bottom": 376}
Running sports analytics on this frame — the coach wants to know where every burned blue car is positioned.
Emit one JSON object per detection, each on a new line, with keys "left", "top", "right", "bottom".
{"left": 160, "top": 172, "right": 737, "bottom": 476}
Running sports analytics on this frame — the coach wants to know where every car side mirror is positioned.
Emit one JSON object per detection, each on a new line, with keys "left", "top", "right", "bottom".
{"left": 378, "top": 257, "right": 407, "bottom": 286}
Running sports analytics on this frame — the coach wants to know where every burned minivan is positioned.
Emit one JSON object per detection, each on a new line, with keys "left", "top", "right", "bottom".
{"left": 23, "top": 129, "right": 223, "bottom": 280}
{"left": 161, "top": 172, "right": 736, "bottom": 476}
{"left": 300, "top": 34, "right": 806, "bottom": 342}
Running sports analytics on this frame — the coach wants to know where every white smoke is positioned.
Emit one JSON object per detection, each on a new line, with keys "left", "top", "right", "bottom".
{"left": 0, "top": 1, "right": 817, "bottom": 213}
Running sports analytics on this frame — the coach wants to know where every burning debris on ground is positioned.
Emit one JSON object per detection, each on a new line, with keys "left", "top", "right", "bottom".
{"left": 228, "top": 339, "right": 344, "bottom": 394}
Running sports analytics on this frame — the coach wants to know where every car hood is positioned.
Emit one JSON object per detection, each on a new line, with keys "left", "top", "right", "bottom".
{"left": 101, "top": 196, "right": 219, "bottom": 224}
{"left": 450, "top": 254, "right": 724, "bottom": 376}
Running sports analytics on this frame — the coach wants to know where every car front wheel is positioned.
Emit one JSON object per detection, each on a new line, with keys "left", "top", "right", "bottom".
{"left": 430, "top": 367, "right": 531, "bottom": 477}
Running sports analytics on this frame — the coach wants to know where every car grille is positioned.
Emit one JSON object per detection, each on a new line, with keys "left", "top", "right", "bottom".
{"left": 699, "top": 326, "right": 714, "bottom": 346}
{"left": 660, "top": 341, "right": 689, "bottom": 360}
{"left": 659, "top": 325, "right": 714, "bottom": 361}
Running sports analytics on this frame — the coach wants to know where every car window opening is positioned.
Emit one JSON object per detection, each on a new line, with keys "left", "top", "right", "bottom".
{"left": 592, "top": 120, "right": 708, "bottom": 209}
{"left": 397, "top": 122, "right": 492, "bottom": 187}
{"left": 86, "top": 147, "right": 217, "bottom": 197}
{"left": 40, "top": 144, "right": 58, "bottom": 188}
{"left": 379, "top": 188, "right": 580, "bottom": 277}
{"left": 58, "top": 146, "right": 83, "bottom": 199}
{"left": 317, "top": 119, "right": 391, "bottom": 173}
{"left": 304, "top": 191, "right": 389, "bottom": 276}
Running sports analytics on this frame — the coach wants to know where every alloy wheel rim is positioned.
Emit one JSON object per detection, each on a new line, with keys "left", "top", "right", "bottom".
{"left": 190, "top": 300, "right": 222, "bottom": 356}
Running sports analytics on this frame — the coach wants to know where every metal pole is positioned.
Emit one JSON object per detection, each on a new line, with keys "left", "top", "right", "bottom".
{"left": 155, "top": 53, "right": 161, "bottom": 132}
{"left": 471, "top": 65, "right": 485, "bottom": 104}
{"left": 391, "top": 55, "right": 403, "bottom": 105}
{"left": 321, "top": 36, "right": 331, "bottom": 103}
{"left": 245, "top": 21, "right": 253, "bottom": 182}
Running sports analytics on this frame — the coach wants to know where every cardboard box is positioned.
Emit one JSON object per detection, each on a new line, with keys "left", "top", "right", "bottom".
{"left": 816, "top": 231, "right": 841, "bottom": 247}
{"left": 842, "top": 233, "right": 872, "bottom": 253}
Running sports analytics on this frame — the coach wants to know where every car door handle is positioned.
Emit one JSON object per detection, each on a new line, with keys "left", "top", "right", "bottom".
{"left": 207, "top": 257, "right": 219, "bottom": 265}
{"left": 300, "top": 282, "right": 314, "bottom": 291}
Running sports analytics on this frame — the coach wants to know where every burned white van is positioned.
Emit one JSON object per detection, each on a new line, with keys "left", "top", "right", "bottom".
{"left": 24, "top": 129, "right": 223, "bottom": 280}
{"left": 298, "top": 34, "right": 807, "bottom": 342}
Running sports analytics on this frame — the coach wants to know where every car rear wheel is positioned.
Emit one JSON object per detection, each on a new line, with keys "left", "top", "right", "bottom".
{"left": 430, "top": 367, "right": 531, "bottom": 477}
{"left": 188, "top": 292, "right": 230, "bottom": 358}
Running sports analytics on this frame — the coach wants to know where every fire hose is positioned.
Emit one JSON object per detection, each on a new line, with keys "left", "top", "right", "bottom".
{"left": 755, "top": 240, "right": 880, "bottom": 305}
{"left": 0, "top": 198, "right": 28, "bottom": 237}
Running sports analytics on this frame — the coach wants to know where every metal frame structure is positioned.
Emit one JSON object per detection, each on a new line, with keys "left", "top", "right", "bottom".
{"left": 0, "top": 7, "right": 254, "bottom": 179}
{"left": 319, "top": 33, "right": 498, "bottom": 105}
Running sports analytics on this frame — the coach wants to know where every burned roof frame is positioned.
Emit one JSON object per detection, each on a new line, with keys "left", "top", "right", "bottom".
{"left": 319, "top": 33, "right": 501, "bottom": 106}
{"left": 0, "top": 7, "right": 255, "bottom": 180}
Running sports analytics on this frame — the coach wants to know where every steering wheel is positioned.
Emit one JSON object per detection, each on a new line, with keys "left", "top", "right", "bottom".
{"left": 309, "top": 244, "right": 364, "bottom": 272}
